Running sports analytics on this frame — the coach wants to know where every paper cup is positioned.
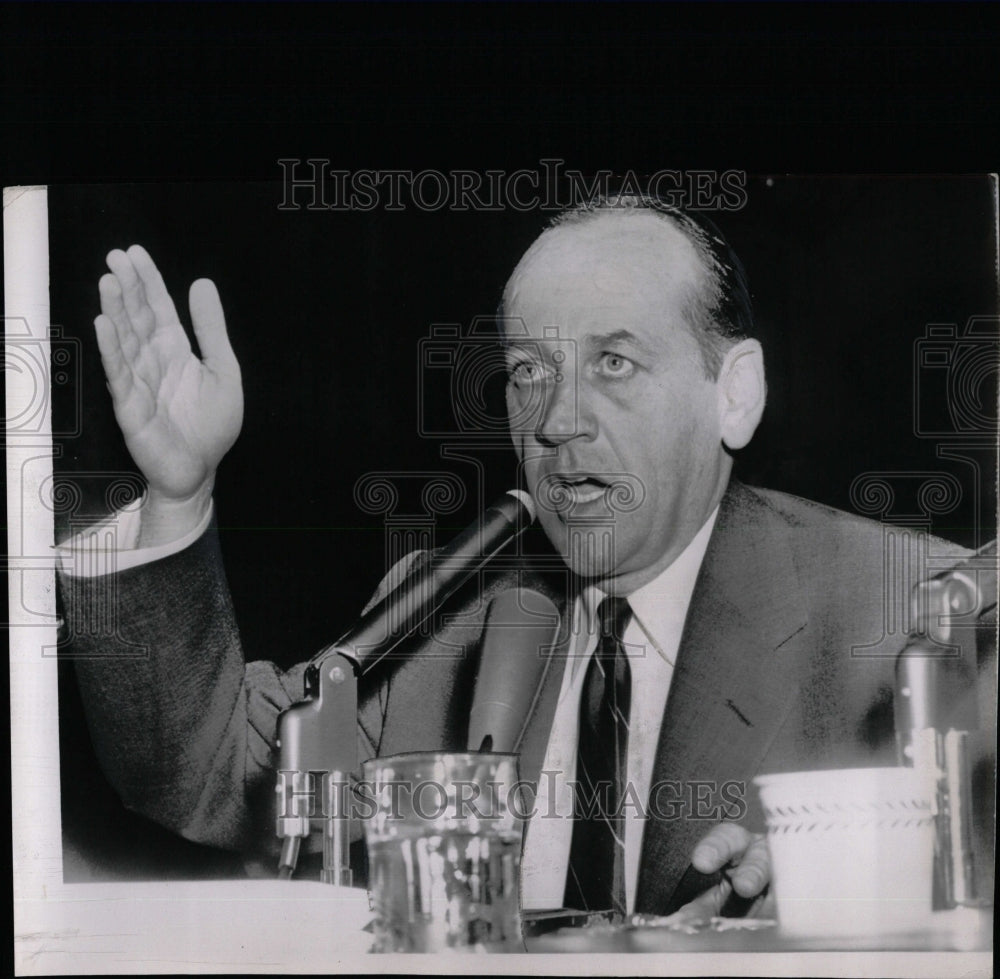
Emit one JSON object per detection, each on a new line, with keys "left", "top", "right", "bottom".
{"left": 754, "top": 767, "right": 937, "bottom": 938}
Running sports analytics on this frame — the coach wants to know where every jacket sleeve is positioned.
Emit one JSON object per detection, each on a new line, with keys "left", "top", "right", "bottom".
{"left": 58, "top": 520, "right": 398, "bottom": 856}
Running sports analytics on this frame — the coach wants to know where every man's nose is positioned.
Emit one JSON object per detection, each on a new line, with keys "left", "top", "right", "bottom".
{"left": 536, "top": 372, "right": 592, "bottom": 446}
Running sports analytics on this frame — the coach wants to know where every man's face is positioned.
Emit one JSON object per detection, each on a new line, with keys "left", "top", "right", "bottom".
{"left": 502, "top": 213, "right": 732, "bottom": 594}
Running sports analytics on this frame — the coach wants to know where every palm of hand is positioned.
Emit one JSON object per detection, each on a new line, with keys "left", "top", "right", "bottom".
{"left": 116, "top": 328, "right": 243, "bottom": 500}
{"left": 96, "top": 245, "right": 243, "bottom": 502}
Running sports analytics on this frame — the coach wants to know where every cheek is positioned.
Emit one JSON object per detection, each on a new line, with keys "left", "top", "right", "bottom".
{"left": 633, "top": 426, "right": 704, "bottom": 502}
{"left": 505, "top": 392, "right": 518, "bottom": 431}
{"left": 516, "top": 444, "right": 551, "bottom": 474}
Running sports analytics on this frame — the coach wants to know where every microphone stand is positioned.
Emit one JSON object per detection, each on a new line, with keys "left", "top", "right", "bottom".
{"left": 894, "top": 539, "right": 997, "bottom": 908}
{"left": 273, "top": 491, "right": 535, "bottom": 883}
{"left": 275, "top": 648, "right": 358, "bottom": 885}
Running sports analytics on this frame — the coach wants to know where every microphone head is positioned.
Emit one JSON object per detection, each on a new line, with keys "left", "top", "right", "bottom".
{"left": 505, "top": 488, "right": 536, "bottom": 524}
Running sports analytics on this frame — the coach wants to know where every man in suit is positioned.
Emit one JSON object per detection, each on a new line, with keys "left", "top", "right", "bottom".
{"left": 59, "top": 199, "right": 993, "bottom": 918}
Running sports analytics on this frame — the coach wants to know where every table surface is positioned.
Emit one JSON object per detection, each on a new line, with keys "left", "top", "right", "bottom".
{"left": 16, "top": 880, "right": 992, "bottom": 974}
{"left": 524, "top": 906, "right": 994, "bottom": 953}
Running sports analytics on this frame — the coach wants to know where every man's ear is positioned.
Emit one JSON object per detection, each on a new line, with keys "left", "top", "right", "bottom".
{"left": 716, "top": 339, "right": 766, "bottom": 451}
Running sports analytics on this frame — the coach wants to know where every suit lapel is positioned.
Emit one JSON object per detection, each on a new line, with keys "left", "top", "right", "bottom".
{"left": 513, "top": 597, "right": 572, "bottom": 790}
{"left": 635, "top": 481, "right": 810, "bottom": 914}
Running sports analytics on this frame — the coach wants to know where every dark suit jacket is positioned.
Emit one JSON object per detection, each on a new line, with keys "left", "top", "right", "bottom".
{"left": 61, "top": 481, "right": 995, "bottom": 914}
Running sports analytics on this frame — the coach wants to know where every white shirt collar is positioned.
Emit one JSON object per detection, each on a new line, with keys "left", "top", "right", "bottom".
{"left": 574, "top": 505, "right": 720, "bottom": 675}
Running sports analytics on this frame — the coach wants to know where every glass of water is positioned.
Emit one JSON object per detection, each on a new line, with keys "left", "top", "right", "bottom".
{"left": 361, "top": 751, "right": 526, "bottom": 953}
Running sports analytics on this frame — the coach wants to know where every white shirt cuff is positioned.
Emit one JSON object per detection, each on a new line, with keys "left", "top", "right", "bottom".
{"left": 55, "top": 495, "right": 214, "bottom": 578}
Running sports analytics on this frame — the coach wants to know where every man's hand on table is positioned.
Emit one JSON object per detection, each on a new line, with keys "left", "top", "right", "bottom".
{"left": 95, "top": 245, "right": 244, "bottom": 547}
{"left": 668, "top": 822, "right": 774, "bottom": 925}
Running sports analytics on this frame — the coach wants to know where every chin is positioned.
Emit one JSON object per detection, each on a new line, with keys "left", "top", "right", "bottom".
{"left": 544, "top": 523, "right": 633, "bottom": 581}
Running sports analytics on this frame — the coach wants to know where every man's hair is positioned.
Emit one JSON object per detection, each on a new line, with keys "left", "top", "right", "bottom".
{"left": 503, "top": 195, "right": 755, "bottom": 378}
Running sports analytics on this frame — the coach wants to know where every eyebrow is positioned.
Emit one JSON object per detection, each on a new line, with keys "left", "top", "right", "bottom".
{"left": 502, "top": 328, "right": 655, "bottom": 359}
{"left": 502, "top": 340, "right": 542, "bottom": 358}
{"left": 582, "top": 329, "right": 654, "bottom": 355}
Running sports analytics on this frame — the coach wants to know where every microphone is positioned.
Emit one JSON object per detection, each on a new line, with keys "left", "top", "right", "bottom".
{"left": 468, "top": 588, "right": 560, "bottom": 753}
{"left": 894, "top": 539, "right": 996, "bottom": 908}
{"left": 314, "top": 489, "right": 536, "bottom": 678}
{"left": 895, "top": 540, "right": 996, "bottom": 755}
{"left": 276, "top": 489, "right": 537, "bottom": 881}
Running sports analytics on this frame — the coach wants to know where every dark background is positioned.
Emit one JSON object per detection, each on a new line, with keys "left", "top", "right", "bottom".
{"left": 4, "top": 0, "right": 999, "bottom": 884}
{"left": 47, "top": 175, "right": 998, "bottom": 879}
{"left": 49, "top": 175, "right": 999, "bottom": 635}
{"left": 5, "top": 3, "right": 1000, "bottom": 181}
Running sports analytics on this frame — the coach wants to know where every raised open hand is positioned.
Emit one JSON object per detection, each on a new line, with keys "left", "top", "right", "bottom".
{"left": 95, "top": 245, "right": 244, "bottom": 511}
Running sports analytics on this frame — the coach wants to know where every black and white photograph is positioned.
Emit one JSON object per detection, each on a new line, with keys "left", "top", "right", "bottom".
{"left": 5, "top": 5, "right": 999, "bottom": 977}
{"left": 9, "top": 169, "right": 997, "bottom": 972}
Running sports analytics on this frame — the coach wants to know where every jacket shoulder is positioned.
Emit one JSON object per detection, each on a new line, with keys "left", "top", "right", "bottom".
{"left": 741, "top": 483, "right": 968, "bottom": 558}
{"left": 736, "top": 483, "right": 971, "bottom": 658}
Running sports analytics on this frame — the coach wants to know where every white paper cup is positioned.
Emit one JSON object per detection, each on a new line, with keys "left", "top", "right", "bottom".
{"left": 754, "top": 767, "right": 937, "bottom": 938}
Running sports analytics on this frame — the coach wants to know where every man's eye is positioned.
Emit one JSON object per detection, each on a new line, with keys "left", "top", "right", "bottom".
{"left": 507, "top": 361, "right": 545, "bottom": 384}
{"left": 597, "top": 352, "right": 635, "bottom": 377}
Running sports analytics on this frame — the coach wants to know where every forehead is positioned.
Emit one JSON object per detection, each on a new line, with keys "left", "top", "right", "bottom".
{"left": 502, "top": 212, "right": 708, "bottom": 341}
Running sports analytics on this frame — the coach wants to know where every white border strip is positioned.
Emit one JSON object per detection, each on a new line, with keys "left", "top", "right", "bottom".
{"left": 6, "top": 185, "right": 62, "bottom": 914}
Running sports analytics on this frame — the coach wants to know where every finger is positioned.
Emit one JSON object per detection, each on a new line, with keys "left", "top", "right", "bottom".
{"left": 691, "top": 823, "right": 755, "bottom": 874}
{"left": 99, "top": 271, "right": 133, "bottom": 343}
{"left": 99, "top": 273, "right": 144, "bottom": 365}
{"left": 94, "top": 315, "right": 133, "bottom": 401}
{"left": 728, "top": 834, "right": 770, "bottom": 898}
{"left": 106, "top": 247, "right": 155, "bottom": 339}
{"left": 94, "top": 314, "right": 123, "bottom": 373}
{"left": 692, "top": 877, "right": 733, "bottom": 918}
{"left": 664, "top": 877, "right": 733, "bottom": 927}
{"left": 126, "top": 244, "right": 181, "bottom": 330}
{"left": 188, "top": 278, "right": 237, "bottom": 373}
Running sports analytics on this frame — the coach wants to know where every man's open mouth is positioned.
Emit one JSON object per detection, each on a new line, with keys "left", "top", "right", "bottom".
{"left": 549, "top": 474, "right": 611, "bottom": 506}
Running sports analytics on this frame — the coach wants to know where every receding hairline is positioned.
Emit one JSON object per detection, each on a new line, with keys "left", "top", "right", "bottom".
{"left": 503, "top": 208, "right": 714, "bottom": 309}
{"left": 499, "top": 203, "right": 748, "bottom": 378}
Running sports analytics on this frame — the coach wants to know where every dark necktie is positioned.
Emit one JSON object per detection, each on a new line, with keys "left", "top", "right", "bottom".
{"left": 564, "top": 596, "right": 633, "bottom": 920}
